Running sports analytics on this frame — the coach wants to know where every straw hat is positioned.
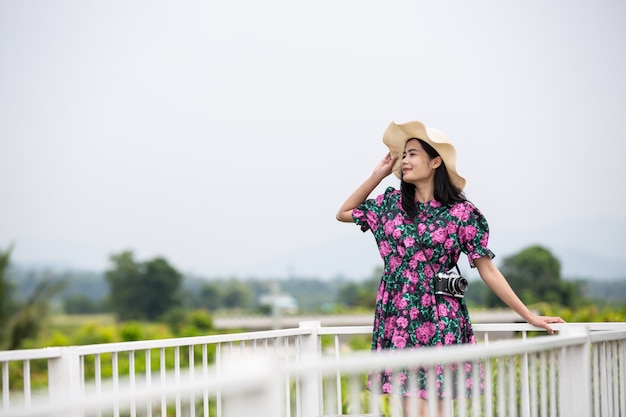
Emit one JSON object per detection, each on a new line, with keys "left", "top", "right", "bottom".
{"left": 382, "top": 120, "right": 466, "bottom": 192}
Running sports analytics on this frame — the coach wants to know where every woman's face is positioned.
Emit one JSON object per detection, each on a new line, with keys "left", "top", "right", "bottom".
{"left": 401, "top": 139, "right": 440, "bottom": 184}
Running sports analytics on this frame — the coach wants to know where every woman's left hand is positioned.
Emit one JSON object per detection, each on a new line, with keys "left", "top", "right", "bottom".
{"left": 527, "top": 315, "right": 566, "bottom": 334}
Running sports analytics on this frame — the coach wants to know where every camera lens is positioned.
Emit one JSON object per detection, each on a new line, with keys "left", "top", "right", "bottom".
{"left": 451, "top": 277, "right": 468, "bottom": 294}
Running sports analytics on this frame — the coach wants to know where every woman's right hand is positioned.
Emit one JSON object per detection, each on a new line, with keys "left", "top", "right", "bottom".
{"left": 373, "top": 152, "right": 397, "bottom": 179}
{"left": 336, "top": 153, "right": 398, "bottom": 223}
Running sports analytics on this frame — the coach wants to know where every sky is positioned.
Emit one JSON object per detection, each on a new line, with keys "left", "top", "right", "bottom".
{"left": 1, "top": 1, "right": 625, "bottom": 281}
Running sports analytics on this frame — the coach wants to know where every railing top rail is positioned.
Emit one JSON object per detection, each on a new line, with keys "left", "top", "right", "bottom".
{"left": 1, "top": 322, "right": 625, "bottom": 360}
{"left": 476, "top": 322, "right": 626, "bottom": 331}
{"left": 589, "top": 328, "right": 626, "bottom": 343}
{"left": 315, "top": 322, "right": 626, "bottom": 336}
{"left": 0, "top": 347, "right": 63, "bottom": 362}
{"left": 296, "top": 331, "right": 591, "bottom": 375}
{"left": 76, "top": 326, "right": 311, "bottom": 355}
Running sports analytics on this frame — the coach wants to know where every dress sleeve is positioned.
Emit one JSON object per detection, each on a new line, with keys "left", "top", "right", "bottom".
{"left": 352, "top": 186, "right": 396, "bottom": 233}
{"left": 453, "top": 201, "right": 496, "bottom": 268}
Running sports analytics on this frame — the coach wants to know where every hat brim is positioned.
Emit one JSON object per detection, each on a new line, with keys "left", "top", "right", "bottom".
{"left": 383, "top": 121, "right": 466, "bottom": 192}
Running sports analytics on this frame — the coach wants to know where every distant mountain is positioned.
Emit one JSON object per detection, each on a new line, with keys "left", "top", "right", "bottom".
{"left": 8, "top": 221, "right": 626, "bottom": 282}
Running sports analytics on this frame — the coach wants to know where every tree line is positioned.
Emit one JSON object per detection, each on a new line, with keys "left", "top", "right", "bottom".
{"left": 2, "top": 243, "right": 625, "bottom": 350}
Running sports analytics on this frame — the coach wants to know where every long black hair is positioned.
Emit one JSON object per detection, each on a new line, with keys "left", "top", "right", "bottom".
{"left": 401, "top": 138, "right": 466, "bottom": 218}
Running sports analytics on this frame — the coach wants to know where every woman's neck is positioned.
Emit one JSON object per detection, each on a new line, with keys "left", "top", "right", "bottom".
{"left": 413, "top": 183, "right": 435, "bottom": 204}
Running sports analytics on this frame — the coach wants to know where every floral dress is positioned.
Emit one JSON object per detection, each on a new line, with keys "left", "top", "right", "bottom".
{"left": 353, "top": 187, "right": 494, "bottom": 398}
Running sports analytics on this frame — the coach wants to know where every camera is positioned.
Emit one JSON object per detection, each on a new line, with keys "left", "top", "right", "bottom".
{"left": 434, "top": 270, "right": 468, "bottom": 298}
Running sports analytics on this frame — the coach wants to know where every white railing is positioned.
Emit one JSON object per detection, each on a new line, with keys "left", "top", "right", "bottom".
{"left": 1, "top": 322, "right": 625, "bottom": 417}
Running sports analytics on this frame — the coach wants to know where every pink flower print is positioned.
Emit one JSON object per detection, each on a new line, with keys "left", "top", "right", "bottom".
{"left": 382, "top": 382, "right": 392, "bottom": 394}
{"left": 481, "top": 232, "right": 489, "bottom": 248}
{"left": 444, "top": 332, "right": 456, "bottom": 345}
{"left": 446, "top": 221, "right": 458, "bottom": 234}
{"left": 437, "top": 303, "right": 449, "bottom": 317}
{"left": 392, "top": 228, "right": 402, "bottom": 239}
{"left": 378, "top": 241, "right": 392, "bottom": 257}
{"left": 383, "top": 219, "right": 396, "bottom": 236}
{"left": 396, "top": 317, "right": 408, "bottom": 329}
{"left": 392, "top": 335, "right": 407, "bottom": 348}
{"left": 465, "top": 377, "right": 473, "bottom": 390}
{"left": 465, "top": 362, "right": 472, "bottom": 373}
{"left": 403, "top": 236, "right": 416, "bottom": 248}
{"left": 394, "top": 213, "right": 404, "bottom": 225}
{"left": 376, "top": 286, "right": 384, "bottom": 302}
{"left": 366, "top": 211, "right": 379, "bottom": 230}
{"left": 394, "top": 295, "right": 408, "bottom": 310}
{"left": 384, "top": 317, "right": 396, "bottom": 338}
{"left": 444, "top": 238, "right": 454, "bottom": 250}
{"left": 417, "top": 222, "right": 426, "bottom": 235}
{"left": 389, "top": 256, "right": 402, "bottom": 272}
{"left": 415, "top": 322, "right": 436, "bottom": 344}
{"left": 461, "top": 225, "right": 478, "bottom": 241}
{"left": 432, "top": 227, "right": 448, "bottom": 243}
{"left": 448, "top": 297, "right": 459, "bottom": 312}
{"left": 420, "top": 293, "right": 433, "bottom": 308}
{"left": 353, "top": 208, "right": 364, "bottom": 219}
{"left": 382, "top": 291, "right": 389, "bottom": 304}
{"left": 449, "top": 203, "right": 470, "bottom": 221}
{"left": 398, "top": 372, "right": 408, "bottom": 385}
{"left": 415, "top": 250, "right": 427, "bottom": 263}
{"left": 409, "top": 307, "right": 419, "bottom": 320}
{"left": 428, "top": 223, "right": 435, "bottom": 231}
{"left": 418, "top": 389, "right": 427, "bottom": 400}
{"left": 423, "top": 264, "right": 435, "bottom": 279}
{"left": 405, "top": 270, "right": 419, "bottom": 284}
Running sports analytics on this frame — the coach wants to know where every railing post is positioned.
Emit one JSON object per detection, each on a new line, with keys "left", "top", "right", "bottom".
{"left": 47, "top": 346, "right": 82, "bottom": 417}
{"left": 558, "top": 325, "right": 591, "bottom": 417}
{"left": 299, "top": 321, "right": 322, "bottom": 417}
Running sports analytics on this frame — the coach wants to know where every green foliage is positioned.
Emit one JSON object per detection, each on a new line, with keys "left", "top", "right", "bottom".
{"left": 487, "top": 245, "right": 579, "bottom": 308}
{"left": 0, "top": 244, "right": 66, "bottom": 349}
{"left": 119, "top": 321, "right": 144, "bottom": 341}
{"left": 63, "top": 294, "right": 106, "bottom": 314}
{"left": 74, "top": 322, "right": 117, "bottom": 345}
{"left": 337, "top": 278, "right": 379, "bottom": 309}
{"left": 105, "top": 251, "right": 183, "bottom": 321}
{"left": 221, "top": 280, "right": 254, "bottom": 309}
{"left": 535, "top": 303, "right": 626, "bottom": 322}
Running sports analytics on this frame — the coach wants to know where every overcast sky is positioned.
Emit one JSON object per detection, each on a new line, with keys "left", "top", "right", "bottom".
{"left": 1, "top": 1, "right": 625, "bottom": 280}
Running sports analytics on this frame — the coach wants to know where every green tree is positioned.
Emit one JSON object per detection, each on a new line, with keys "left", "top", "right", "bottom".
{"left": 337, "top": 279, "right": 378, "bottom": 309}
{"left": 63, "top": 294, "right": 106, "bottom": 314}
{"left": 0, "top": 244, "right": 18, "bottom": 345}
{"left": 105, "top": 251, "right": 183, "bottom": 321}
{"left": 487, "top": 245, "right": 575, "bottom": 307}
{"left": 1, "top": 244, "right": 65, "bottom": 349}
{"left": 199, "top": 282, "right": 223, "bottom": 311}
{"left": 221, "top": 280, "right": 254, "bottom": 309}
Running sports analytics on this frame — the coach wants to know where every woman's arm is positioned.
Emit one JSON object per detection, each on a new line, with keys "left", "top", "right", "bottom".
{"left": 474, "top": 256, "right": 565, "bottom": 334}
{"left": 336, "top": 152, "right": 397, "bottom": 223}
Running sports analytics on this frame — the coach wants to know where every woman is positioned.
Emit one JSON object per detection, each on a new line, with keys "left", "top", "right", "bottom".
{"left": 336, "top": 120, "right": 565, "bottom": 416}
